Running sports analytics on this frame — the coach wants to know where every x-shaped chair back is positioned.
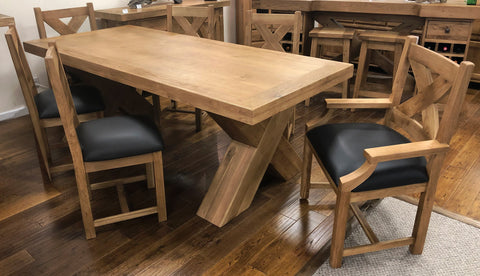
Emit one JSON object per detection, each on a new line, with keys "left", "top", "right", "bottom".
{"left": 34, "top": 3, "right": 97, "bottom": 39}
{"left": 166, "top": 4, "right": 215, "bottom": 39}
{"left": 244, "top": 10, "right": 301, "bottom": 54}
{"left": 386, "top": 38, "right": 473, "bottom": 145}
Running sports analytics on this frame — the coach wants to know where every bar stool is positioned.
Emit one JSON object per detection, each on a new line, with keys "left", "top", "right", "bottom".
{"left": 307, "top": 27, "right": 355, "bottom": 106}
{"left": 353, "top": 31, "right": 405, "bottom": 99}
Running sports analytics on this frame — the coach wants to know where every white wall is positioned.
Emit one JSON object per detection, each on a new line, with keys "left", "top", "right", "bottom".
{"left": 0, "top": 0, "right": 236, "bottom": 120}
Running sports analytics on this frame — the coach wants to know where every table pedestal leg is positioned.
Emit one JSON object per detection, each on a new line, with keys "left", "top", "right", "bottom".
{"left": 197, "top": 108, "right": 301, "bottom": 227}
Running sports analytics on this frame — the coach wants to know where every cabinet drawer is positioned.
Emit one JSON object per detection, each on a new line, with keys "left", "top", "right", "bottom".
{"left": 424, "top": 20, "right": 471, "bottom": 41}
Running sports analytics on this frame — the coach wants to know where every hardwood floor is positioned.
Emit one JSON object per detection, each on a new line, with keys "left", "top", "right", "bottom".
{"left": 0, "top": 89, "right": 479, "bottom": 275}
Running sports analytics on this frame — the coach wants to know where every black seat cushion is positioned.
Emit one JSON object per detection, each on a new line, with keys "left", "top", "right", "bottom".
{"left": 306, "top": 123, "right": 428, "bottom": 192}
{"left": 35, "top": 84, "right": 104, "bottom": 119}
{"left": 76, "top": 116, "right": 164, "bottom": 162}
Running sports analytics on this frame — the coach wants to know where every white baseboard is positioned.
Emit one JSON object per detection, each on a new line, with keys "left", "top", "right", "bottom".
{"left": 0, "top": 106, "right": 29, "bottom": 122}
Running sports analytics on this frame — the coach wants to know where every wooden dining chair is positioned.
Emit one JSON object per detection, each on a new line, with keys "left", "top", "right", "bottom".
{"left": 165, "top": 4, "right": 216, "bottom": 132}
{"left": 5, "top": 25, "right": 105, "bottom": 185}
{"left": 244, "top": 9, "right": 302, "bottom": 138}
{"left": 33, "top": 2, "right": 97, "bottom": 39}
{"left": 300, "top": 36, "right": 474, "bottom": 268}
{"left": 44, "top": 42, "right": 167, "bottom": 239}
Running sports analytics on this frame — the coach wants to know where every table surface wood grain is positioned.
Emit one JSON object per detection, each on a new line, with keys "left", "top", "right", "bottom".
{"left": 24, "top": 25, "right": 352, "bottom": 125}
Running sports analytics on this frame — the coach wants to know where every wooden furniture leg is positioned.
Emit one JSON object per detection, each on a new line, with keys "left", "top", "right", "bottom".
{"left": 197, "top": 108, "right": 301, "bottom": 227}
{"left": 330, "top": 191, "right": 351, "bottom": 268}
{"left": 342, "top": 39, "right": 351, "bottom": 98}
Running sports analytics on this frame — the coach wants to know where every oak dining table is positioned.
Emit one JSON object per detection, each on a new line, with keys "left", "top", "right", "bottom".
{"left": 23, "top": 25, "right": 353, "bottom": 227}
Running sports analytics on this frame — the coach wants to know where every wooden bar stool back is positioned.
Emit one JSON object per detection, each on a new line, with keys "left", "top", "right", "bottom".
{"left": 307, "top": 27, "right": 355, "bottom": 106}
{"left": 34, "top": 2, "right": 97, "bottom": 39}
{"left": 353, "top": 31, "right": 405, "bottom": 99}
{"left": 244, "top": 10, "right": 302, "bottom": 54}
{"left": 166, "top": 4, "right": 216, "bottom": 132}
{"left": 44, "top": 42, "right": 167, "bottom": 239}
{"left": 5, "top": 25, "right": 104, "bottom": 185}
{"left": 244, "top": 9, "right": 302, "bottom": 138}
{"left": 167, "top": 4, "right": 215, "bottom": 39}
{"left": 301, "top": 36, "right": 474, "bottom": 267}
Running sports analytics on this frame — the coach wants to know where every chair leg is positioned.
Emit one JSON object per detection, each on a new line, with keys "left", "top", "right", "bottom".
{"left": 146, "top": 163, "right": 155, "bottom": 189}
{"left": 330, "top": 191, "right": 351, "bottom": 268}
{"left": 288, "top": 107, "right": 296, "bottom": 138}
{"left": 153, "top": 151, "right": 167, "bottom": 222}
{"left": 33, "top": 135, "right": 52, "bottom": 185}
{"left": 300, "top": 138, "right": 313, "bottom": 199}
{"left": 305, "top": 38, "right": 319, "bottom": 107}
{"left": 409, "top": 190, "right": 435, "bottom": 254}
{"left": 393, "top": 43, "right": 403, "bottom": 79}
{"left": 342, "top": 39, "right": 351, "bottom": 99}
{"left": 305, "top": 38, "right": 318, "bottom": 106}
{"left": 353, "top": 41, "right": 370, "bottom": 99}
{"left": 75, "top": 167, "right": 96, "bottom": 239}
{"left": 170, "top": 100, "right": 177, "bottom": 110}
{"left": 152, "top": 95, "right": 161, "bottom": 128}
{"left": 195, "top": 108, "right": 202, "bottom": 132}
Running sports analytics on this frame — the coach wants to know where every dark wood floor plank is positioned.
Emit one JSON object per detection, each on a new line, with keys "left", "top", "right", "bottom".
{"left": 0, "top": 250, "right": 35, "bottom": 276}
{"left": 247, "top": 210, "right": 327, "bottom": 274}
{"left": 204, "top": 215, "right": 296, "bottom": 276}
{"left": 136, "top": 183, "right": 300, "bottom": 275}
{"left": 435, "top": 127, "right": 480, "bottom": 208}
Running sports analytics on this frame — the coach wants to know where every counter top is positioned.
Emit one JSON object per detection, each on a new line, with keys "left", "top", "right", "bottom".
{"left": 96, "top": 0, "right": 230, "bottom": 22}
{"left": 254, "top": 0, "right": 480, "bottom": 19}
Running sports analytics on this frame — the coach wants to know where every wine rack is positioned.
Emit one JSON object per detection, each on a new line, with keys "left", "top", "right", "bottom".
{"left": 422, "top": 19, "right": 473, "bottom": 64}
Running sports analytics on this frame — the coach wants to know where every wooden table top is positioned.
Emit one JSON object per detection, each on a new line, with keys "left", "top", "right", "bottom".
{"left": 0, "top": 14, "right": 15, "bottom": 27}
{"left": 24, "top": 25, "right": 352, "bottom": 125}
{"left": 95, "top": 0, "right": 230, "bottom": 22}
{"left": 254, "top": 0, "right": 480, "bottom": 19}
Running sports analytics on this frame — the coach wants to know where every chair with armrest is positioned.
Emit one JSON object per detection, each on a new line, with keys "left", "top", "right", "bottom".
{"left": 301, "top": 35, "right": 474, "bottom": 268}
{"left": 44, "top": 42, "right": 167, "bottom": 239}
{"left": 165, "top": 4, "right": 216, "bottom": 132}
{"left": 33, "top": 2, "right": 97, "bottom": 39}
{"left": 5, "top": 24, "right": 104, "bottom": 185}
{"left": 244, "top": 9, "right": 302, "bottom": 139}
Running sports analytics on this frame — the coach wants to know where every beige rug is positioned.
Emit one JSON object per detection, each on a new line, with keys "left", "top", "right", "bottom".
{"left": 314, "top": 198, "right": 480, "bottom": 275}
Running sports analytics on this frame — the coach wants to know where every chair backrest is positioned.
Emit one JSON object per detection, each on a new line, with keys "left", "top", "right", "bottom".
{"left": 385, "top": 36, "right": 474, "bottom": 145}
{"left": 5, "top": 25, "right": 41, "bottom": 120}
{"left": 34, "top": 3, "right": 97, "bottom": 39}
{"left": 44, "top": 43, "right": 83, "bottom": 162}
{"left": 166, "top": 4, "right": 215, "bottom": 40}
{"left": 244, "top": 10, "right": 302, "bottom": 54}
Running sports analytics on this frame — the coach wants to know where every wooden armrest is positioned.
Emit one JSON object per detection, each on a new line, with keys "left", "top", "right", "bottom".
{"left": 305, "top": 109, "right": 335, "bottom": 131}
{"left": 339, "top": 140, "right": 448, "bottom": 192}
{"left": 364, "top": 140, "right": 449, "bottom": 163}
{"left": 326, "top": 98, "right": 392, "bottom": 109}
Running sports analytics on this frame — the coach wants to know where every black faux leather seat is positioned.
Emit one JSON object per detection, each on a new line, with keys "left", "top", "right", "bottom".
{"left": 77, "top": 116, "right": 164, "bottom": 162}
{"left": 35, "top": 84, "right": 104, "bottom": 119}
{"left": 306, "top": 123, "right": 428, "bottom": 192}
